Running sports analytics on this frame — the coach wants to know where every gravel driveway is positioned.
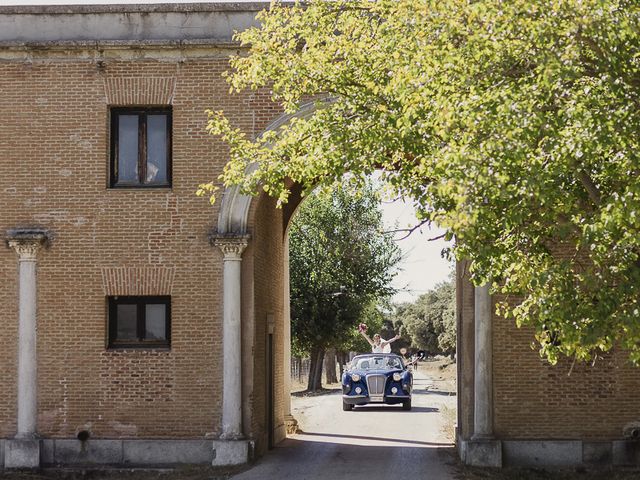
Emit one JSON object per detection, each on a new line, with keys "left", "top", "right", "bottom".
{"left": 233, "top": 369, "right": 457, "bottom": 480}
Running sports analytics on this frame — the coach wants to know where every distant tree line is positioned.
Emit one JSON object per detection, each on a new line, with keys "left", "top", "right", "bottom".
{"left": 393, "top": 278, "right": 456, "bottom": 360}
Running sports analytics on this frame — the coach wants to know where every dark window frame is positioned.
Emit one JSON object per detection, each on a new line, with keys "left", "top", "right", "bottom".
{"left": 109, "top": 107, "right": 172, "bottom": 188}
{"left": 107, "top": 295, "right": 171, "bottom": 349}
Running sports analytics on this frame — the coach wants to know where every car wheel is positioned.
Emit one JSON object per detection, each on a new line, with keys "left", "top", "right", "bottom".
{"left": 402, "top": 399, "right": 412, "bottom": 411}
{"left": 343, "top": 401, "right": 354, "bottom": 411}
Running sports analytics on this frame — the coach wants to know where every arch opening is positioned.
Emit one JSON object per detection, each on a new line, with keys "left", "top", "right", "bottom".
{"left": 215, "top": 105, "right": 461, "bottom": 458}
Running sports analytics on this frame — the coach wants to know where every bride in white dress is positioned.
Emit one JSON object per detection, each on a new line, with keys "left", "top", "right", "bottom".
{"left": 359, "top": 325, "right": 400, "bottom": 353}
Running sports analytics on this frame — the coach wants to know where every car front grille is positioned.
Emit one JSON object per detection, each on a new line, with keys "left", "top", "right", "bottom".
{"left": 366, "top": 374, "right": 386, "bottom": 396}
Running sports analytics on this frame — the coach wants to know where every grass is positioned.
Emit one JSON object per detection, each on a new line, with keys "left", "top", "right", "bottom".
{"left": 440, "top": 404, "right": 457, "bottom": 442}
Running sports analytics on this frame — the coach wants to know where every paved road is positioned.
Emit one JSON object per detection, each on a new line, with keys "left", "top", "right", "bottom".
{"left": 233, "top": 370, "right": 457, "bottom": 480}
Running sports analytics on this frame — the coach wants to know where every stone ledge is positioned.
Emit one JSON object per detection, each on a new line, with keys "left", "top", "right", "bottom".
{"left": 124, "top": 440, "right": 215, "bottom": 466}
{"left": 503, "top": 440, "right": 581, "bottom": 468}
{"left": 0, "top": 438, "right": 253, "bottom": 468}
{"left": 459, "top": 438, "right": 640, "bottom": 468}
{"left": 583, "top": 441, "right": 613, "bottom": 466}
{"left": 613, "top": 440, "right": 640, "bottom": 466}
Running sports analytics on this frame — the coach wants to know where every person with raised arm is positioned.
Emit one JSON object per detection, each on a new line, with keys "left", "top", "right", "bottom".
{"left": 358, "top": 323, "right": 400, "bottom": 353}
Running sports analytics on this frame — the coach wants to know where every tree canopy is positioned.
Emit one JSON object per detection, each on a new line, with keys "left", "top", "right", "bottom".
{"left": 395, "top": 279, "right": 457, "bottom": 358}
{"left": 288, "top": 184, "right": 401, "bottom": 389}
{"left": 199, "top": 0, "right": 640, "bottom": 365}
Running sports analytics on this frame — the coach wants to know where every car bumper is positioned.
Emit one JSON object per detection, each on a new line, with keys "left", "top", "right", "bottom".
{"left": 342, "top": 394, "right": 411, "bottom": 405}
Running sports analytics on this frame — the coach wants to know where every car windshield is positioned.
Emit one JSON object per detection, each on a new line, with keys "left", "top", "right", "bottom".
{"left": 352, "top": 356, "right": 403, "bottom": 371}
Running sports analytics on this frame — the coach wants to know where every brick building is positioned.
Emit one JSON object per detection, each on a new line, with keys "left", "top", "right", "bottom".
{"left": 0, "top": 1, "right": 638, "bottom": 471}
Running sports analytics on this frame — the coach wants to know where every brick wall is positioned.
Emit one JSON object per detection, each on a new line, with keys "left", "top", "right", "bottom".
{"left": 0, "top": 54, "right": 283, "bottom": 440}
{"left": 458, "top": 266, "right": 640, "bottom": 442}
{"left": 0, "top": 251, "right": 18, "bottom": 437}
{"left": 250, "top": 194, "right": 285, "bottom": 455}
{"left": 493, "top": 301, "right": 640, "bottom": 439}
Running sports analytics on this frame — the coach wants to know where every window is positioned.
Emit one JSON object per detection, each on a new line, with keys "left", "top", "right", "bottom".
{"left": 110, "top": 108, "right": 172, "bottom": 187}
{"left": 108, "top": 296, "right": 171, "bottom": 348}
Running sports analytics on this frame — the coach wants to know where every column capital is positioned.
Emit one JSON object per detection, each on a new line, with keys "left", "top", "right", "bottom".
{"left": 6, "top": 229, "right": 49, "bottom": 261}
{"left": 211, "top": 234, "right": 250, "bottom": 260}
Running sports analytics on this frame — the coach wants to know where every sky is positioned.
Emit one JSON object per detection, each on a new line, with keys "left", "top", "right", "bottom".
{"left": 381, "top": 199, "right": 453, "bottom": 305}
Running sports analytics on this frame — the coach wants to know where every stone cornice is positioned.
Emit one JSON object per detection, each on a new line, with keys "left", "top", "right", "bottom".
{"left": 0, "top": 2, "right": 297, "bottom": 60}
{"left": 0, "top": 3, "right": 277, "bottom": 48}
{"left": 0, "top": 3, "right": 271, "bottom": 15}
{"left": 0, "top": 40, "right": 242, "bottom": 62}
{"left": 0, "top": 39, "right": 240, "bottom": 50}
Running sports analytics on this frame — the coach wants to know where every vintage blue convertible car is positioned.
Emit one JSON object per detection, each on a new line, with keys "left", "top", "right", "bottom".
{"left": 342, "top": 353, "right": 413, "bottom": 411}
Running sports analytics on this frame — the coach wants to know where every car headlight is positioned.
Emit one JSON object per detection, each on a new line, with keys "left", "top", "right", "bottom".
{"left": 391, "top": 387, "right": 398, "bottom": 394}
{"left": 393, "top": 373, "right": 402, "bottom": 382}
{"left": 351, "top": 374, "right": 361, "bottom": 382}
{"left": 355, "top": 386, "right": 362, "bottom": 394}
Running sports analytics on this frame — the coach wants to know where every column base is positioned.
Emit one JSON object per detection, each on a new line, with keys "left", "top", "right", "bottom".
{"left": 461, "top": 438, "right": 502, "bottom": 467}
{"left": 285, "top": 414, "right": 299, "bottom": 435}
{"left": 4, "top": 438, "right": 41, "bottom": 469}
{"left": 219, "top": 431, "right": 245, "bottom": 441}
{"left": 211, "top": 439, "right": 253, "bottom": 466}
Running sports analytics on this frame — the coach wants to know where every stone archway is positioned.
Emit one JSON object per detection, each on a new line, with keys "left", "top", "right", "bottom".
{"left": 212, "top": 102, "right": 318, "bottom": 447}
{"left": 216, "top": 100, "right": 320, "bottom": 236}
{"left": 213, "top": 105, "right": 497, "bottom": 465}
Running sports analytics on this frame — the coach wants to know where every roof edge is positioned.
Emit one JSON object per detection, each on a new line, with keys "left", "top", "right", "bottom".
{"left": 0, "top": 2, "right": 272, "bottom": 15}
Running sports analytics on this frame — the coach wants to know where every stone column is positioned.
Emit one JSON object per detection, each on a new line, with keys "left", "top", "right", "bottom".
{"left": 473, "top": 283, "right": 493, "bottom": 439}
{"left": 5, "top": 229, "right": 48, "bottom": 469}
{"left": 283, "top": 237, "right": 297, "bottom": 434}
{"left": 463, "top": 283, "right": 501, "bottom": 467}
{"left": 213, "top": 235, "right": 249, "bottom": 440}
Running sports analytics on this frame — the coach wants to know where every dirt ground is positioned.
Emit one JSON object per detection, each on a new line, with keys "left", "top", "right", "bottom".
{"left": 418, "top": 358, "right": 457, "bottom": 442}
{"left": 417, "top": 357, "right": 457, "bottom": 393}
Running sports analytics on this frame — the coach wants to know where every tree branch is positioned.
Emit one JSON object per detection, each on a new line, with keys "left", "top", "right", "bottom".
{"left": 577, "top": 170, "right": 601, "bottom": 206}
{"left": 384, "top": 219, "right": 447, "bottom": 241}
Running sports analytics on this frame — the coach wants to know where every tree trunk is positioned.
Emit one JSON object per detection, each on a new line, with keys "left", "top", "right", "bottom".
{"left": 324, "top": 348, "right": 338, "bottom": 384}
{"left": 337, "top": 350, "right": 348, "bottom": 377}
{"left": 307, "top": 346, "right": 325, "bottom": 391}
{"left": 292, "top": 356, "right": 301, "bottom": 382}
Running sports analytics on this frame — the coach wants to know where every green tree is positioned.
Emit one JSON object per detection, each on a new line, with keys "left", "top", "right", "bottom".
{"left": 289, "top": 184, "right": 401, "bottom": 390}
{"left": 199, "top": 0, "right": 640, "bottom": 365}
{"left": 336, "top": 301, "right": 385, "bottom": 354}
{"left": 396, "top": 280, "right": 457, "bottom": 358}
